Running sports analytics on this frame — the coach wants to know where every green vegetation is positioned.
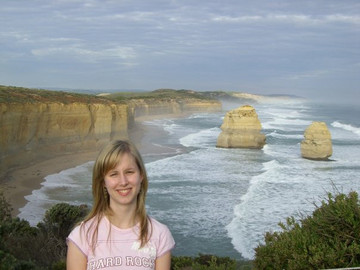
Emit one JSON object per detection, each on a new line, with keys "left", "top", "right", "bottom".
{"left": 0, "top": 85, "right": 218, "bottom": 105}
{"left": 0, "top": 85, "right": 122, "bottom": 104}
{"left": 254, "top": 191, "right": 360, "bottom": 269}
{"left": 108, "top": 88, "right": 217, "bottom": 102}
{"left": 172, "top": 254, "right": 252, "bottom": 269}
{"left": 0, "top": 191, "right": 88, "bottom": 269}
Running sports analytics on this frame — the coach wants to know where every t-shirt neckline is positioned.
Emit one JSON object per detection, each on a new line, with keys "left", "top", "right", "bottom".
{"left": 104, "top": 215, "right": 140, "bottom": 233}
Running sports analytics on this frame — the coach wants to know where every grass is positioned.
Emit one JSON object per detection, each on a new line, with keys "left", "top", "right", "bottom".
{"left": 0, "top": 85, "right": 123, "bottom": 104}
{"left": 0, "top": 86, "right": 217, "bottom": 104}
{"left": 107, "top": 88, "right": 217, "bottom": 101}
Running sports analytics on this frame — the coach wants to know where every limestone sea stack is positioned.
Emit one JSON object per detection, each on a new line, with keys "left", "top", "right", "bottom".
{"left": 301, "top": 121, "right": 332, "bottom": 160}
{"left": 216, "top": 105, "right": 266, "bottom": 149}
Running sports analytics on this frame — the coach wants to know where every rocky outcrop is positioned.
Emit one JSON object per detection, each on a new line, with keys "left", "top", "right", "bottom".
{"left": 0, "top": 102, "right": 129, "bottom": 177}
{"left": 301, "top": 121, "right": 332, "bottom": 160}
{"left": 216, "top": 105, "right": 266, "bottom": 149}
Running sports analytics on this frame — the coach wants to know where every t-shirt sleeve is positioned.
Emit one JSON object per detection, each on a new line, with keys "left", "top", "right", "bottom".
{"left": 67, "top": 224, "right": 89, "bottom": 257}
{"left": 157, "top": 224, "right": 176, "bottom": 258}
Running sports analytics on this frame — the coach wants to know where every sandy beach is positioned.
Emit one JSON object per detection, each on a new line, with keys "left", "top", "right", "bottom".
{"left": 1, "top": 151, "right": 99, "bottom": 216}
{"left": 0, "top": 117, "right": 180, "bottom": 217}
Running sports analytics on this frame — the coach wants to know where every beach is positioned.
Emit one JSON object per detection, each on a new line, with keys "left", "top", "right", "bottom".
{"left": 1, "top": 151, "right": 98, "bottom": 216}
{"left": 0, "top": 117, "right": 174, "bottom": 217}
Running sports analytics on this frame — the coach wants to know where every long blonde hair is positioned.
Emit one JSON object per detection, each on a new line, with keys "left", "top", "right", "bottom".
{"left": 82, "top": 140, "right": 151, "bottom": 251}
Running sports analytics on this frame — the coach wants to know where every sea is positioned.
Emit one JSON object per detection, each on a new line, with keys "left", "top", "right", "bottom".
{"left": 18, "top": 99, "right": 360, "bottom": 260}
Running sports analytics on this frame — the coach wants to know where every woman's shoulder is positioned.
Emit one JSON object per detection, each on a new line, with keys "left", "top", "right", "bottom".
{"left": 148, "top": 216, "right": 171, "bottom": 235}
{"left": 147, "top": 216, "right": 175, "bottom": 255}
{"left": 70, "top": 215, "right": 107, "bottom": 235}
{"left": 149, "top": 216, "right": 166, "bottom": 227}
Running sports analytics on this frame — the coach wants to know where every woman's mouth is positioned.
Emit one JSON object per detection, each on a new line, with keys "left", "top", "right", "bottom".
{"left": 117, "top": 188, "right": 131, "bottom": 196}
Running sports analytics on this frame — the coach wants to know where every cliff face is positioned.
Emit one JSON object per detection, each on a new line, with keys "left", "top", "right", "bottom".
{"left": 216, "top": 105, "right": 266, "bottom": 149}
{"left": 0, "top": 88, "right": 222, "bottom": 179}
{"left": 0, "top": 102, "right": 129, "bottom": 177}
{"left": 127, "top": 99, "right": 221, "bottom": 120}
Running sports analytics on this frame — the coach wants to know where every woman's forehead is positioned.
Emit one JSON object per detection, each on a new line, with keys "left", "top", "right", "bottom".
{"left": 109, "top": 152, "right": 138, "bottom": 169}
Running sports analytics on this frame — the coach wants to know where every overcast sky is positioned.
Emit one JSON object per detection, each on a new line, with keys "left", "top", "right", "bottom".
{"left": 1, "top": 0, "right": 359, "bottom": 103}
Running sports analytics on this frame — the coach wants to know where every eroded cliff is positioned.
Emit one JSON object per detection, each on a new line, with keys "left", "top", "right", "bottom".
{"left": 0, "top": 87, "right": 222, "bottom": 179}
{"left": 0, "top": 101, "right": 129, "bottom": 178}
{"left": 127, "top": 98, "right": 221, "bottom": 120}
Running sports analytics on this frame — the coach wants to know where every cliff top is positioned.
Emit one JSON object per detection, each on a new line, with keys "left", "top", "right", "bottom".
{"left": 106, "top": 88, "right": 217, "bottom": 102}
{"left": 0, "top": 85, "right": 124, "bottom": 105}
{"left": 0, "top": 86, "right": 220, "bottom": 105}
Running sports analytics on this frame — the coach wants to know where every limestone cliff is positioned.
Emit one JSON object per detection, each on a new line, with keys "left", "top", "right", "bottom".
{"left": 0, "top": 101, "right": 129, "bottom": 177}
{"left": 106, "top": 89, "right": 222, "bottom": 121}
{"left": 0, "top": 85, "right": 132, "bottom": 179}
{"left": 0, "top": 87, "right": 222, "bottom": 179}
{"left": 127, "top": 98, "right": 221, "bottom": 120}
{"left": 216, "top": 105, "right": 266, "bottom": 149}
{"left": 301, "top": 121, "right": 332, "bottom": 160}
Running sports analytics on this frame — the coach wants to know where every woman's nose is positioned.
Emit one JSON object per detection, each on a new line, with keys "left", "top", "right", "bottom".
{"left": 117, "top": 173, "right": 129, "bottom": 185}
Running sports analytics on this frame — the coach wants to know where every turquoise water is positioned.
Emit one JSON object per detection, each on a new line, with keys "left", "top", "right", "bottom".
{"left": 19, "top": 100, "right": 360, "bottom": 260}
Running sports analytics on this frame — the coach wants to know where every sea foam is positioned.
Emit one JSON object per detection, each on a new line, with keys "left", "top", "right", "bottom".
{"left": 18, "top": 162, "right": 93, "bottom": 226}
{"left": 332, "top": 121, "right": 360, "bottom": 137}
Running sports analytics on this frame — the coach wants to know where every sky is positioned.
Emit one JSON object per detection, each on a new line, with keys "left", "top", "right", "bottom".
{"left": 1, "top": 0, "right": 359, "bottom": 103}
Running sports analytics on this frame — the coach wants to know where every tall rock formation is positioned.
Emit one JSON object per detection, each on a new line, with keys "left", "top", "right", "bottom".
{"left": 216, "top": 105, "right": 266, "bottom": 149}
{"left": 301, "top": 121, "right": 332, "bottom": 160}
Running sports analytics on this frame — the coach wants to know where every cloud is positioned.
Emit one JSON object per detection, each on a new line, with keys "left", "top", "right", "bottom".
{"left": 212, "top": 15, "right": 262, "bottom": 23}
{"left": 286, "top": 70, "right": 329, "bottom": 80}
{"left": 0, "top": 0, "right": 359, "bottom": 102}
{"left": 31, "top": 45, "right": 137, "bottom": 63}
{"left": 325, "top": 14, "right": 360, "bottom": 24}
{"left": 211, "top": 14, "right": 360, "bottom": 26}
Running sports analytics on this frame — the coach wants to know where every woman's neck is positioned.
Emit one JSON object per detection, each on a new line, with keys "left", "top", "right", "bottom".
{"left": 107, "top": 204, "right": 138, "bottom": 229}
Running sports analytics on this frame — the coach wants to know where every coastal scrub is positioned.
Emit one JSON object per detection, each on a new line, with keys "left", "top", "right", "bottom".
{"left": 254, "top": 191, "right": 360, "bottom": 269}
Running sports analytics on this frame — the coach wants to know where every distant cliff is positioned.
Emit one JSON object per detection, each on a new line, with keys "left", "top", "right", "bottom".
{"left": 126, "top": 98, "right": 221, "bottom": 121}
{"left": 0, "top": 86, "right": 221, "bottom": 179}
{"left": 105, "top": 88, "right": 222, "bottom": 123}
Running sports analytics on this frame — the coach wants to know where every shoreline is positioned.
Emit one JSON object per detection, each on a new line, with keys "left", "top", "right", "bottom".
{"left": 1, "top": 116, "right": 184, "bottom": 218}
{"left": 1, "top": 151, "right": 99, "bottom": 217}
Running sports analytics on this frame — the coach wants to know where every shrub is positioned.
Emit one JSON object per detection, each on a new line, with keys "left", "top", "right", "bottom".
{"left": 171, "top": 254, "right": 242, "bottom": 270}
{"left": 35, "top": 203, "right": 88, "bottom": 268}
{"left": 0, "top": 190, "right": 12, "bottom": 222}
{"left": 38, "top": 203, "right": 88, "bottom": 240}
{"left": 172, "top": 255, "right": 194, "bottom": 269}
{"left": 0, "top": 197, "right": 88, "bottom": 269}
{"left": 254, "top": 191, "right": 360, "bottom": 269}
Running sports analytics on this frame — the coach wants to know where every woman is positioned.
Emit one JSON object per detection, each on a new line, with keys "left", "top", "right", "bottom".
{"left": 67, "top": 140, "right": 175, "bottom": 270}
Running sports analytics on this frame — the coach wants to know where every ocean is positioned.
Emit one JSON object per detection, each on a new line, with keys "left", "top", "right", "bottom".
{"left": 18, "top": 99, "right": 360, "bottom": 260}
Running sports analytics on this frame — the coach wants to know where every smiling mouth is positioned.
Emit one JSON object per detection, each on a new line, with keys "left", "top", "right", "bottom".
{"left": 117, "top": 188, "right": 131, "bottom": 196}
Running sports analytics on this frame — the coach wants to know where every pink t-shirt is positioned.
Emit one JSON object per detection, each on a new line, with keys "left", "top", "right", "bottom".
{"left": 67, "top": 216, "right": 175, "bottom": 270}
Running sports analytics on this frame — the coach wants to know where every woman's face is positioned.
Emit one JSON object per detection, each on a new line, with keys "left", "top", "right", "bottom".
{"left": 104, "top": 153, "right": 143, "bottom": 210}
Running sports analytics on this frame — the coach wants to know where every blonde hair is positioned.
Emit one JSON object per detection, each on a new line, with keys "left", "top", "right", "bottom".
{"left": 82, "top": 140, "right": 151, "bottom": 252}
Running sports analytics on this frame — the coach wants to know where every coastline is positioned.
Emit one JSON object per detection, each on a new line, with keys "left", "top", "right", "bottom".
{"left": 1, "top": 151, "right": 99, "bottom": 216}
{"left": 1, "top": 117, "right": 182, "bottom": 217}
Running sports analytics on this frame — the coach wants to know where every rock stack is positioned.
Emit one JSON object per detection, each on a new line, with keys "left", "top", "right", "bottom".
{"left": 301, "top": 121, "right": 332, "bottom": 160}
{"left": 216, "top": 105, "right": 266, "bottom": 149}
